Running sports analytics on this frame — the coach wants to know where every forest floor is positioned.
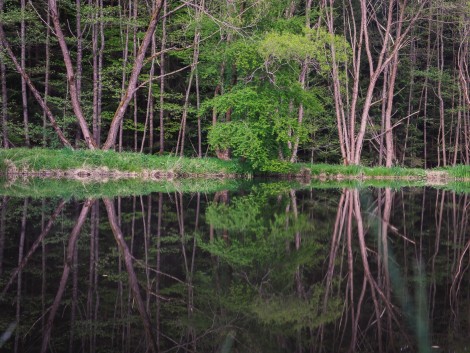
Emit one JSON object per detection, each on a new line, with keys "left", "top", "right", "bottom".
{"left": 0, "top": 148, "right": 469, "bottom": 184}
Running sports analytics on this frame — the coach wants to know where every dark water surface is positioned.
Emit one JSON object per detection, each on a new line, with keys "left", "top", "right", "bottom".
{"left": 0, "top": 182, "right": 469, "bottom": 353}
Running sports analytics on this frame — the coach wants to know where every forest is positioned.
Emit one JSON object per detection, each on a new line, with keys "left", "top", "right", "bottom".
{"left": 0, "top": 0, "right": 470, "bottom": 171}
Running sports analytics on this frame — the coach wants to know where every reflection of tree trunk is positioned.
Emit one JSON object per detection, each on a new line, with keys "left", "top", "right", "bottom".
{"left": 0, "top": 196, "right": 8, "bottom": 276}
{"left": 430, "top": 190, "right": 445, "bottom": 319}
{"left": 450, "top": 192, "right": 470, "bottom": 315}
{"left": 69, "top": 231, "right": 78, "bottom": 353}
{"left": 87, "top": 201, "right": 100, "bottom": 352}
{"left": 380, "top": 188, "right": 393, "bottom": 347}
{"left": 156, "top": 192, "right": 163, "bottom": 349}
{"left": 143, "top": 196, "right": 151, "bottom": 312}
{"left": 346, "top": 192, "right": 356, "bottom": 350}
{"left": 2, "top": 200, "right": 67, "bottom": 296}
{"left": 15, "top": 199, "right": 28, "bottom": 353}
{"left": 214, "top": 191, "right": 229, "bottom": 240}
{"left": 103, "top": 198, "right": 158, "bottom": 353}
{"left": 319, "top": 191, "right": 346, "bottom": 346}
{"left": 41, "top": 200, "right": 46, "bottom": 338}
{"left": 324, "top": 189, "right": 401, "bottom": 352}
{"left": 290, "top": 190, "right": 304, "bottom": 298}
{"left": 41, "top": 199, "right": 93, "bottom": 353}
{"left": 353, "top": 189, "right": 383, "bottom": 352}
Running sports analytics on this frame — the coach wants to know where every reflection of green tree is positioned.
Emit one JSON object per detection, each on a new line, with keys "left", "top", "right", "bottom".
{"left": 251, "top": 287, "right": 342, "bottom": 333}
{"left": 194, "top": 185, "right": 343, "bottom": 349}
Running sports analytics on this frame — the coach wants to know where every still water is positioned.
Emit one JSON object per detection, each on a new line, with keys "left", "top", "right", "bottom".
{"left": 0, "top": 181, "right": 469, "bottom": 353}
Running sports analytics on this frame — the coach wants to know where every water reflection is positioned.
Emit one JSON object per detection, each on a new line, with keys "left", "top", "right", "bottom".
{"left": 0, "top": 186, "right": 469, "bottom": 352}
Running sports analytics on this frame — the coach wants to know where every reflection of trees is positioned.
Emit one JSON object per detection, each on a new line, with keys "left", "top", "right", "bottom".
{"left": 1, "top": 186, "right": 470, "bottom": 352}
{"left": 41, "top": 198, "right": 93, "bottom": 353}
{"left": 203, "top": 187, "right": 343, "bottom": 351}
{"left": 103, "top": 198, "right": 158, "bottom": 353}
{"left": 319, "top": 188, "right": 405, "bottom": 352}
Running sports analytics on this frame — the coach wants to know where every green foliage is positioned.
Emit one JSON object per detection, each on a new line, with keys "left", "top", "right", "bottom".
{"left": 208, "top": 121, "right": 269, "bottom": 169}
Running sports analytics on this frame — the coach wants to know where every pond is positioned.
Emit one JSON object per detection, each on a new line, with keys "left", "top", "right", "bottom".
{"left": 0, "top": 180, "right": 469, "bottom": 353}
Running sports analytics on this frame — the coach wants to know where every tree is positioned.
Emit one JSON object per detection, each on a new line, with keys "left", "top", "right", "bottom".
{"left": 324, "top": 0, "right": 427, "bottom": 165}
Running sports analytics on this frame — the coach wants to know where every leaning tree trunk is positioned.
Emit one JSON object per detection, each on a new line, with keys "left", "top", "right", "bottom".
{"left": 48, "top": 0, "right": 96, "bottom": 149}
{"left": 0, "top": 24, "right": 72, "bottom": 147}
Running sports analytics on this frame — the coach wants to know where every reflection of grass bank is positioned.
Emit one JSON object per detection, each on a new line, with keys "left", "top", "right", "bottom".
{"left": 0, "top": 178, "right": 246, "bottom": 199}
{"left": 2, "top": 177, "right": 470, "bottom": 199}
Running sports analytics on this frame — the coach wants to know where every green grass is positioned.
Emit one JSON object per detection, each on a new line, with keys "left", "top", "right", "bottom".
{"left": 0, "top": 148, "right": 251, "bottom": 176}
{"left": 440, "top": 165, "right": 470, "bottom": 179}
{"left": 306, "top": 163, "right": 425, "bottom": 178}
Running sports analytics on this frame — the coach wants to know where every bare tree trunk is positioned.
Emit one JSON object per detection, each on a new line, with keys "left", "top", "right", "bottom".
{"left": 43, "top": 6, "right": 51, "bottom": 146}
{"left": 402, "top": 36, "right": 416, "bottom": 164}
{"left": 75, "top": 0, "right": 83, "bottom": 147}
{"left": 457, "top": 12, "right": 470, "bottom": 163}
{"left": 384, "top": 55, "right": 399, "bottom": 167}
{"left": 159, "top": 0, "right": 167, "bottom": 154}
{"left": 133, "top": 0, "right": 138, "bottom": 152}
{"left": 379, "top": 66, "right": 388, "bottom": 166}
{"left": 118, "top": 0, "right": 129, "bottom": 152}
{"left": 176, "top": 0, "right": 202, "bottom": 157}
{"left": 453, "top": 94, "right": 462, "bottom": 165}
{"left": 0, "top": 40, "right": 8, "bottom": 148}
{"left": 196, "top": 66, "right": 201, "bottom": 157}
{"left": 0, "top": 0, "right": 8, "bottom": 148}
{"left": 290, "top": 60, "right": 308, "bottom": 162}
{"left": 48, "top": 0, "right": 97, "bottom": 149}
{"left": 97, "top": 0, "right": 104, "bottom": 146}
{"left": 92, "top": 0, "right": 99, "bottom": 145}
{"left": 437, "top": 19, "right": 447, "bottom": 166}
{"left": 20, "top": 0, "right": 30, "bottom": 146}
{"left": 326, "top": 0, "right": 425, "bottom": 165}
{"left": 290, "top": 0, "right": 313, "bottom": 162}
{"left": 144, "top": 17, "right": 157, "bottom": 153}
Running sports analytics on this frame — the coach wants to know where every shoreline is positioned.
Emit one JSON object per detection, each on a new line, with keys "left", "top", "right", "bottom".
{"left": 1, "top": 148, "right": 470, "bottom": 185}
{"left": 1, "top": 164, "right": 468, "bottom": 186}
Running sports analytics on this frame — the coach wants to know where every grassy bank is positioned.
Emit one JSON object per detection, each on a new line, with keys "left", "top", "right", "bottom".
{"left": 0, "top": 148, "right": 251, "bottom": 179}
{"left": 1, "top": 148, "right": 470, "bottom": 182}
